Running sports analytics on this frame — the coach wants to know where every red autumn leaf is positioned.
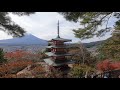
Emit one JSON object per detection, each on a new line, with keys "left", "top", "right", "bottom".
{"left": 97, "top": 59, "right": 120, "bottom": 71}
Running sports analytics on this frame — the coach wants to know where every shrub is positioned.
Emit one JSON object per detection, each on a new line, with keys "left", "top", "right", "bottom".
{"left": 96, "top": 59, "right": 120, "bottom": 72}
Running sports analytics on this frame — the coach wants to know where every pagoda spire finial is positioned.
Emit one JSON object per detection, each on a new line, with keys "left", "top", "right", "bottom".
{"left": 57, "top": 20, "right": 60, "bottom": 38}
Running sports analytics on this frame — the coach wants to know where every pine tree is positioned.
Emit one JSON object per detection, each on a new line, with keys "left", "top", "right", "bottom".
{"left": 0, "top": 48, "right": 7, "bottom": 64}
{"left": 0, "top": 12, "right": 35, "bottom": 37}
{"left": 98, "top": 30, "right": 120, "bottom": 61}
{"left": 59, "top": 12, "right": 120, "bottom": 40}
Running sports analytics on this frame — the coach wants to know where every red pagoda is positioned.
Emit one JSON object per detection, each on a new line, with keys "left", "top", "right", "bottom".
{"left": 44, "top": 21, "right": 75, "bottom": 75}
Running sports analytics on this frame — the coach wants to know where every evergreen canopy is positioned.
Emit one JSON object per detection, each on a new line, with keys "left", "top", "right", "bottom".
{"left": 59, "top": 12, "right": 120, "bottom": 39}
{"left": 0, "top": 12, "right": 35, "bottom": 37}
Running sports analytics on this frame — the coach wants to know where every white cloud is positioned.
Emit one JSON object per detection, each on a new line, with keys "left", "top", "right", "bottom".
{"left": 0, "top": 12, "right": 115, "bottom": 43}
{"left": 0, "top": 31, "right": 12, "bottom": 40}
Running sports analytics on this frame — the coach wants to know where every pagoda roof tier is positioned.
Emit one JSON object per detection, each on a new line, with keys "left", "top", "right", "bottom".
{"left": 46, "top": 45, "right": 69, "bottom": 48}
{"left": 44, "top": 58, "right": 75, "bottom": 66}
{"left": 45, "top": 52, "right": 72, "bottom": 56}
{"left": 48, "top": 37, "right": 72, "bottom": 42}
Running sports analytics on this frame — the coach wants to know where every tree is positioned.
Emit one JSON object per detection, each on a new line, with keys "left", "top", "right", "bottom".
{"left": 0, "top": 48, "right": 7, "bottom": 64}
{"left": 69, "top": 42, "right": 96, "bottom": 66}
{"left": 98, "top": 31, "right": 120, "bottom": 61}
{"left": 4, "top": 50, "right": 46, "bottom": 62}
{"left": 59, "top": 12, "right": 120, "bottom": 40}
{"left": 97, "top": 59, "right": 120, "bottom": 72}
{"left": 0, "top": 12, "right": 35, "bottom": 37}
{"left": 69, "top": 64, "right": 95, "bottom": 78}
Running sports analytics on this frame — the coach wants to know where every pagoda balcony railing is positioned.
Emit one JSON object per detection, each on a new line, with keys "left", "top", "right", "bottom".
{"left": 52, "top": 51, "right": 67, "bottom": 54}
{"left": 49, "top": 43, "right": 70, "bottom": 47}
{"left": 51, "top": 58, "right": 68, "bottom": 63}
{"left": 53, "top": 44, "right": 65, "bottom": 47}
{"left": 50, "top": 42, "right": 65, "bottom": 45}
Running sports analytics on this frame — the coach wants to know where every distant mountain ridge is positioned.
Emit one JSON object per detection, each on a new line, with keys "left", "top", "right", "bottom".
{"left": 83, "top": 40, "right": 105, "bottom": 48}
{"left": 68, "top": 40, "right": 105, "bottom": 49}
{"left": 0, "top": 34, "right": 48, "bottom": 46}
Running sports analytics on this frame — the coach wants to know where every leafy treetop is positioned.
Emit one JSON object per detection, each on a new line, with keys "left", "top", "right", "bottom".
{"left": 59, "top": 12, "right": 120, "bottom": 40}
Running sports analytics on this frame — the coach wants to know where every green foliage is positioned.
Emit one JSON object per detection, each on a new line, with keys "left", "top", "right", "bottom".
{"left": 96, "top": 52, "right": 107, "bottom": 61}
{"left": 98, "top": 32, "right": 120, "bottom": 61}
{"left": 70, "top": 64, "right": 95, "bottom": 78}
{"left": 59, "top": 12, "right": 120, "bottom": 39}
{"left": 0, "top": 12, "right": 35, "bottom": 37}
{"left": 0, "top": 48, "right": 7, "bottom": 64}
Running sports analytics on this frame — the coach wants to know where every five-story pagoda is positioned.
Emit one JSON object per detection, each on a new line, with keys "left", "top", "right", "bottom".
{"left": 44, "top": 21, "right": 75, "bottom": 75}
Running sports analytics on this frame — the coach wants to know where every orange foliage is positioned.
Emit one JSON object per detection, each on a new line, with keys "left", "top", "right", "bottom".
{"left": 5, "top": 50, "right": 26, "bottom": 59}
{"left": 0, "top": 50, "right": 47, "bottom": 78}
{"left": 97, "top": 59, "right": 120, "bottom": 71}
{"left": 4, "top": 50, "right": 43, "bottom": 62}
{"left": 1, "top": 74, "right": 17, "bottom": 78}
{"left": 109, "top": 62, "right": 120, "bottom": 70}
{"left": 0, "top": 60, "right": 33, "bottom": 77}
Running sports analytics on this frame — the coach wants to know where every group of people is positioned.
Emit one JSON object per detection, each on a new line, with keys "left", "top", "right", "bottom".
{"left": 90, "top": 72, "right": 120, "bottom": 78}
{"left": 83, "top": 72, "right": 111, "bottom": 78}
{"left": 81, "top": 70, "right": 120, "bottom": 78}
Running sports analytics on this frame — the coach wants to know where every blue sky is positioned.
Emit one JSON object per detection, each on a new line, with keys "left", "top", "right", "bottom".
{"left": 0, "top": 12, "right": 116, "bottom": 43}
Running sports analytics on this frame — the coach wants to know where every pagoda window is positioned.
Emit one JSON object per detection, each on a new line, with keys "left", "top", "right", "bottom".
{"left": 53, "top": 41, "right": 57, "bottom": 45}
{"left": 56, "top": 48, "right": 65, "bottom": 52}
{"left": 51, "top": 56, "right": 56, "bottom": 60}
{"left": 53, "top": 41, "right": 64, "bottom": 46}
{"left": 54, "top": 49, "right": 57, "bottom": 52}
{"left": 51, "top": 48, "right": 53, "bottom": 51}
{"left": 58, "top": 41, "right": 64, "bottom": 45}
{"left": 51, "top": 56, "right": 54, "bottom": 59}
{"left": 51, "top": 48, "right": 57, "bottom": 53}
{"left": 52, "top": 48, "right": 54, "bottom": 51}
